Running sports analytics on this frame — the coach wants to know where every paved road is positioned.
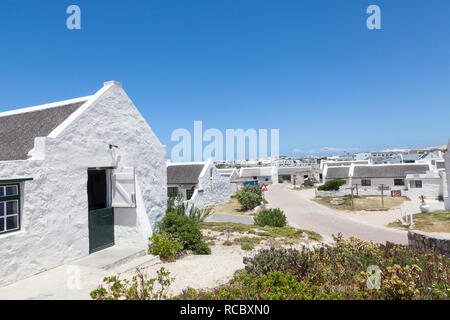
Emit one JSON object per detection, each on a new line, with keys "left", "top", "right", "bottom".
{"left": 265, "top": 184, "right": 408, "bottom": 245}
{"left": 205, "top": 213, "right": 254, "bottom": 225}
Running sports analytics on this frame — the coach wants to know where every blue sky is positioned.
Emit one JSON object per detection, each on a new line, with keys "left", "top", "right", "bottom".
{"left": 0, "top": 0, "right": 449, "bottom": 157}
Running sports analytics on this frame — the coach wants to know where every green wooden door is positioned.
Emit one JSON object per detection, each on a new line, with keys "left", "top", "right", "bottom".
{"left": 88, "top": 207, "right": 114, "bottom": 254}
{"left": 87, "top": 169, "right": 114, "bottom": 254}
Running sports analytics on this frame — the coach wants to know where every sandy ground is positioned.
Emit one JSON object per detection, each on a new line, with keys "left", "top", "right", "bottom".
{"left": 135, "top": 245, "right": 247, "bottom": 296}
{"left": 0, "top": 225, "right": 324, "bottom": 300}
{"left": 211, "top": 197, "right": 253, "bottom": 216}
{"left": 322, "top": 197, "right": 446, "bottom": 228}
{"left": 292, "top": 187, "right": 445, "bottom": 228}
{"left": 135, "top": 227, "right": 326, "bottom": 297}
{"left": 266, "top": 184, "right": 408, "bottom": 244}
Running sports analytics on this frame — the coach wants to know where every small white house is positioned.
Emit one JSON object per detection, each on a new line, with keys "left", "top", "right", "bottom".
{"left": 239, "top": 167, "right": 273, "bottom": 184}
{"left": 405, "top": 170, "right": 445, "bottom": 200}
{"left": 322, "top": 165, "right": 351, "bottom": 185}
{"left": 218, "top": 168, "right": 243, "bottom": 193}
{"left": 349, "top": 163, "right": 444, "bottom": 198}
{"left": 0, "top": 81, "right": 167, "bottom": 287}
{"left": 320, "top": 160, "right": 370, "bottom": 171}
{"left": 167, "top": 159, "right": 231, "bottom": 209}
{"left": 320, "top": 162, "right": 446, "bottom": 199}
{"left": 278, "top": 166, "right": 313, "bottom": 185}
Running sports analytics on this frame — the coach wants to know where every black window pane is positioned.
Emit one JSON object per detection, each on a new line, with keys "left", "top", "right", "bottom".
{"left": 6, "top": 201, "right": 18, "bottom": 215}
{"left": 87, "top": 170, "right": 107, "bottom": 211}
{"left": 186, "top": 189, "right": 194, "bottom": 200}
{"left": 6, "top": 216, "right": 18, "bottom": 230}
{"left": 0, "top": 204, "right": 4, "bottom": 217}
{"left": 5, "top": 186, "right": 18, "bottom": 196}
{"left": 0, "top": 187, "right": 4, "bottom": 197}
{"left": 0, "top": 218, "right": 4, "bottom": 232}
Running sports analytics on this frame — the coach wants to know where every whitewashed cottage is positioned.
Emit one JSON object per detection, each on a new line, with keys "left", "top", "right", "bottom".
{"left": 321, "top": 162, "right": 447, "bottom": 199}
{"left": 167, "top": 159, "right": 231, "bottom": 209}
{"left": 0, "top": 81, "right": 167, "bottom": 287}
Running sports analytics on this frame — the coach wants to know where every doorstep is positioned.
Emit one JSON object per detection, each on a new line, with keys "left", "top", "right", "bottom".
{"left": 0, "top": 245, "right": 159, "bottom": 300}
{"left": 73, "top": 244, "right": 147, "bottom": 270}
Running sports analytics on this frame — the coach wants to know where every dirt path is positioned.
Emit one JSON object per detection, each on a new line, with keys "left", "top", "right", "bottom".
{"left": 265, "top": 184, "right": 408, "bottom": 245}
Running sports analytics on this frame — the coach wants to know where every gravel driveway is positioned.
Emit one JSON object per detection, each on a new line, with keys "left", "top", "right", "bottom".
{"left": 265, "top": 184, "right": 408, "bottom": 245}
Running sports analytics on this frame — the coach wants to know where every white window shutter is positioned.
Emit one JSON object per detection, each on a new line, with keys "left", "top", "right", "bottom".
{"left": 111, "top": 167, "right": 136, "bottom": 208}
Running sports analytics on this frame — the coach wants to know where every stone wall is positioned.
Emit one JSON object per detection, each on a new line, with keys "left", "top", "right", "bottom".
{"left": 407, "top": 230, "right": 450, "bottom": 258}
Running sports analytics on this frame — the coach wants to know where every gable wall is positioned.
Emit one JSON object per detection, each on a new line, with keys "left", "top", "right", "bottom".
{"left": 0, "top": 83, "right": 166, "bottom": 287}
{"left": 189, "top": 160, "right": 231, "bottom": 209}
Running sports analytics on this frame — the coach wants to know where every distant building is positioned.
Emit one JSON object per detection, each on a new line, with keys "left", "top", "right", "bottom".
{"left": 445, "top": 141, "right": 450, "bottom": 210}
{"left": 321, "top": 162, "right": 446, "bottom": 199}
{"left": 320, "top": 160, "right": 370, "bottom": 170}
{"left": 278, "top": 167, "right": 312, "bottom": 185}
{"left": 322, "top": 166, "right": 351, "bottom": 185}
{"left": 239, "top": 167, "right": 273, "bottom": 184}
{"left": 354, "top": 152, "right": 371, "bottom": 161}
{"left": 218, "top": 168, "right": 243, "bottom": 193}
{"left": 167, "top": 159, "right": 230, "bottom": 209}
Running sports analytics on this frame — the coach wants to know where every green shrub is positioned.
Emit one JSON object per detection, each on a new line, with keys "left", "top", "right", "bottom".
{"left": 318, "top": 179, "right": 346, "bottom": 191}
{"left": 191, "top": 241, "right": 212, "bottom": 255}
{"left": 178, "top": 271, "right": 339, "bottom": 300}
{"left": 166, "top": 193, "right": 211, "bottom": 223}
{"left": 156, "top": 212, "right": 210, "bottom": 255}
{"left": 254, "top": 208, "right": 287, "bottom": 227}
{"left": 148, "top": 233, "right": 181, "bottom": 261}
{"left": 243, "top": 235, "right": 449, "bottom": 300}
{"left": 235, "top": 185, "right": 263, "bottom": 210}
{"left": 187, "top": 205, "right": 212, "bottom": 224}
{"left": 90, "top": 267, "right": 174, "bottom": 300}
{"left": 241, "top": 243, "right": 254, "bottom": 251}
{"left": 243, "top": 247, "right": 306, "bottom": 276}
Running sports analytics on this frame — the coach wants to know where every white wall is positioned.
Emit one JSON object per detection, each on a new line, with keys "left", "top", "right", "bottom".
{"left": 230, "top": 182, "right": 243, "bottom": 194}
{"left": 0, "top": 82, "right": 167, "bottom": 287}
{"left": 318, "top": 176, "right": 441, "bottom": 199}
{"left": 404, "top": 177, "right": 441, "bottom": 200}
{"left": 445, "top": 142, "right": 450, "bottom": 210}
{"left": 188, "top": 160, "right": 231, "bottom": 209}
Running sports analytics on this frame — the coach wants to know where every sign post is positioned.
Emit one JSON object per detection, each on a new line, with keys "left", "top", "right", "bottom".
{"left": 260, "top": 183, "right": 268, "bottom": 203}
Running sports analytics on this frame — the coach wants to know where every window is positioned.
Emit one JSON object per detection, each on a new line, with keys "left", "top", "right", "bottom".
{"left": 167, "top": 187, "right": 179, "bottom": 198}
{"left": 186, "top": 187, "right": 195, "bottom": 200}
{"left": 410, "top": 180, "right": 422, "bottom": 188}
{"left": 0, "top": 184, "right": 20, "bottom": 234}
{"left": 361, "top": 179, "right": 371, "bottom": 186}
{"left": 394, "top": 179, "right": 405, "bottom": 186}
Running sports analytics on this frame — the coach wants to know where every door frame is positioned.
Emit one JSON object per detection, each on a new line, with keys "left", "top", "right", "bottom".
{"left": 87, "top": 167, "right": 115, "bottom": 254}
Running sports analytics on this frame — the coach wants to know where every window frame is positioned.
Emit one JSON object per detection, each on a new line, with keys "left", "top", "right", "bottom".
{"left": 0, "top": 183, "right": 21, "bottom": 235}
{"left": 167, "top": 186, "right": 179, "bottom": 198}
{"left": 410, "top": 180, "right": 423, "bottom": 189}
{"left": 186, "top": 187, "right": 195, "bottom": 200}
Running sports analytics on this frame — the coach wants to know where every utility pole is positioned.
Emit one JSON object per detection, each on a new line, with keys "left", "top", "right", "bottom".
{"left": 355, "top": 184, "right": 359, "bottom": 196}
{"left": 380, "top": 184, "right": 385, "bottom": 209}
